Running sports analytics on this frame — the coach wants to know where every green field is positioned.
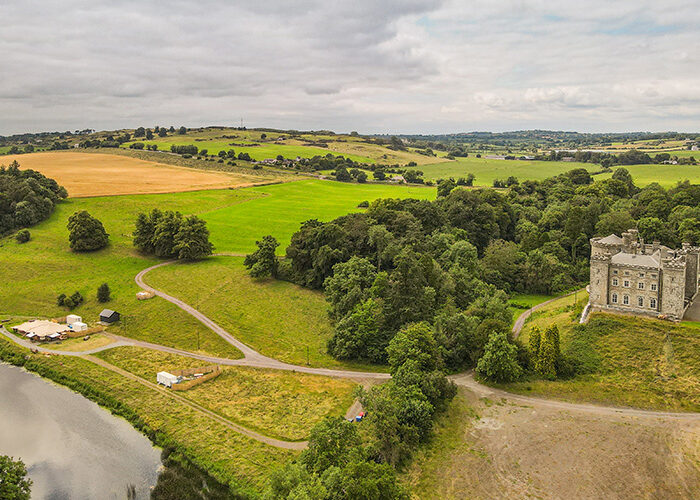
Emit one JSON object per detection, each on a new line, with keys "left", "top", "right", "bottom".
{"left": 597, "top": 164, "right": 700, "bottom": 187}
{"left": 500, "top": 294, "right": 700, "bottom": 411}
{"left": 413, "top": 156, "right": 599, "bottom": 184}
{"left": 0, "top": 180, "right": 433, "bottom": 363}
{"left": 145, "top": 256, "right": 383, "bottom": 370}
{"left": 96, "top": 346, "right": 357, "bottom": 441}
{"left": 203, "top": 180, "right": 434, "bottom": 253}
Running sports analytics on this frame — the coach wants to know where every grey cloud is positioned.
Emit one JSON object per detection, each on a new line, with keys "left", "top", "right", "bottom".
{"left": 1, "top": 0, "right": 699, "bottom": 134}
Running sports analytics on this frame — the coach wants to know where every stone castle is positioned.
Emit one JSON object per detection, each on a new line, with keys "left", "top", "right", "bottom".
{"left": 589, "top": 229, "right": 700, "bottom": 320}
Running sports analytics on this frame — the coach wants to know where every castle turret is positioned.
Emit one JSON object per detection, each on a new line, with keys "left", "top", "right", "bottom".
{"left": 660, "top": 255, "right": 687, "bottom": 320}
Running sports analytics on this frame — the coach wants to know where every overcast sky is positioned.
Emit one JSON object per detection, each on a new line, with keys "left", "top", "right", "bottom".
{"left": 2, "top": 0, "right": 699, "bottom": 135}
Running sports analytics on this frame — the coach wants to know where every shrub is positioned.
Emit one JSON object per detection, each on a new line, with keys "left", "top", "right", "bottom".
{"left": 56, "top": 293, "right": 66, "bottom": 307}
{"left": 15, "top": 229, "right": 30, "bottom": 243}
{"left": 357, "top": 200, "right": 369, "bottom": 208}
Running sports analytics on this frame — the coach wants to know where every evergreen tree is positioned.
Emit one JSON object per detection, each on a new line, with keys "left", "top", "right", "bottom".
{"left": 535, "top": 329, "right": 557, "bottom": 380}
{"left": 528, "top": 326, "right": 541, "bottom": 358}
{"left": 245, "top": 235, "right": 280, "bottom": 278}
{"left": 152, "top": 211, "right": 183, "bottom": 258}
{"left": 97, "top": 283, "right": 111, "bottom": 303}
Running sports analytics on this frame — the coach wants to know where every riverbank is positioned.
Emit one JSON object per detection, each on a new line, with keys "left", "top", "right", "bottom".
{"left": 0, "top": 336, "right": 285, "bottom": 497}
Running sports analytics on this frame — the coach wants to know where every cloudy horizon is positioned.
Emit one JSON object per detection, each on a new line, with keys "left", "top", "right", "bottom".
{"left": 2, "top": 0, "right": 700, "bottom": 136}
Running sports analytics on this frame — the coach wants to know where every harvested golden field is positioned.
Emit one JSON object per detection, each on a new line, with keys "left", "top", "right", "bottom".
{"left": 1, "top": 152, "right": 270, "bottom": 197}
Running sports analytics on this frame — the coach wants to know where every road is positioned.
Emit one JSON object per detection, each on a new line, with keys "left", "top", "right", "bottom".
{"left": 2, "top": 261, "right": 697, "bottom": 452}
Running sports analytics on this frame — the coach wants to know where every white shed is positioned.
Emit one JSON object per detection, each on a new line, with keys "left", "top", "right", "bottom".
{"left": 156, "top": 371, "right": 180, "bottom": 388}
{"left": 66, "top": 314, "right": 82, "bottom": 326}
{"left": 71, "top": 322, "right": 88, "bottom": 332}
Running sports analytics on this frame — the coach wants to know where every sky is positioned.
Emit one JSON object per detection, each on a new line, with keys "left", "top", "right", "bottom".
{"left": 2, "top": 0, "right": 699, "bottom": 135}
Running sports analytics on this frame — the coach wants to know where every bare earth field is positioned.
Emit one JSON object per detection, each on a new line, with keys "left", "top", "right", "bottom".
{"left": 405, "top": 387, "right": 700, "bottom": 500}
{"left": 1, "top": 152, "right": 269, "bottom": 197}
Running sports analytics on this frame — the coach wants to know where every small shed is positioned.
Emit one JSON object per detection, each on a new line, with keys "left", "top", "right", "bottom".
{"left": 71, "top": 321, "right": 88, "bottom": 332}
{"left": 157, "top": 372, "right": 180, "bottom": 388}
{"left": 66, "top": 314, "right": 82, "bottom": 326}
{"left": 99, "top": 309, "right": 120, "bottom": 324}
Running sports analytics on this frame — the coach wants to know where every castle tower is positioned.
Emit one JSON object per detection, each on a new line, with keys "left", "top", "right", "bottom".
{"left": 660, "top": 255, "right": 687, "bottom": 320}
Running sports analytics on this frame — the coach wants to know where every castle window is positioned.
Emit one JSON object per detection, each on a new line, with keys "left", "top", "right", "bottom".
{"left": 638, "top": 296, "right": 644, "bottom": 307}
{"left": 612, "top": 278, "right": 618, "bottom": 286}
{"left": 651, "top": 283, "right": 657, "bottom": 291}
{"left": 611, "top": 293, "right": 618, "bottom": 304}
{"left": 639, "top": 272, "right": 645, "bottom": 278}
{"left": 624, "top": 271, "right": 630, "bottom": 276}
{"left": 623, "top": 280, "right": 630, "bottom": 288}
{"left": 650, "top": 298, "right": 657, "bottom": 309}
{"left": 612, "top": 269, "right": 618, "bottom": 275}
{"left": 638, "top": 282, "right": 644, "bottom": 289}
{"left": 651, "top": 273, "right": 657, "bottom": 278}
{"left": 623, "top": 295, "right": 629, "bottom": 305}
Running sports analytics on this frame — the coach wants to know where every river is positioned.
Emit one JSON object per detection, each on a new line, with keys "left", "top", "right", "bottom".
{"left": 0, "top": 363, "right": 162, "bottom": 499}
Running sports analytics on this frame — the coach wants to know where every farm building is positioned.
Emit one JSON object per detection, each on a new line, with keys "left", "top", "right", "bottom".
{"left": 66, "top": 314, "right": 82, "bottom": 326}
{"left": 99, "top": 309, "right": 120, "bottom": 324}
{"left": 70, "top": 321, "right": 88, "bottom": 332}
{"left": 157, "top": 372, "right": 180, "bottom": 388}
{"left": 13, "top": 320, "right": 69, "bottom": 342}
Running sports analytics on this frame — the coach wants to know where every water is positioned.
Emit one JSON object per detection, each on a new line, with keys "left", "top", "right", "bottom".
{"left": 0, "top": 363, "right": 162, "bottom": 499}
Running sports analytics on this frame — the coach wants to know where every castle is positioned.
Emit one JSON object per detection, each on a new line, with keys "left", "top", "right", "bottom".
{"left": 589, "top": 229, "right": 700, "bottom": 320}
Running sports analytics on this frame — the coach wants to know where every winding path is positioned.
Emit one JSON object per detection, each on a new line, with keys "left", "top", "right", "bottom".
{"left": 511, "top": 288, "right": 584, "bottom": 338}
{"left": 2, "top": 261, "right": 698, "bottom": 453}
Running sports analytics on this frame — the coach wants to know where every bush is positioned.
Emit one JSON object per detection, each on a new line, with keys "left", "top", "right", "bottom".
{"left": 15, "top": 229, "right": 30, "bottom": 243}
{"left": 357, "top": 200, "right": 369, "bottom": 208}
{"left": 56, "top": 293, "right": 66, "bottom": 307}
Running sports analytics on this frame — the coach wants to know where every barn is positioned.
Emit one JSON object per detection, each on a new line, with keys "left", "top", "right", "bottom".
{"left": 99, "top": 309, "right": 120, "bottom": 324}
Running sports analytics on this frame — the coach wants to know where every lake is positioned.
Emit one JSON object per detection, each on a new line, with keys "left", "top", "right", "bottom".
{"left": 0, "top": 363, "right": 161, "bottom": 499}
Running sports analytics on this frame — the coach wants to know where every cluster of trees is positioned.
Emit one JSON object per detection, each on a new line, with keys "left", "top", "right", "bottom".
{"left": 266, "top": 322, "right": 455, "bottom": 499}
{"left": 253, "top": 167, "right": 698, "bottom": 387}
{"left": 170, "top": 144, "right": 199, "bottom": 156}
{"left": 0, "top": 161, "right": 67, "bottom": 235}
{"left": 57, "top": 291, "right": 84, "bottom": 310}
{"left": 67, "top": 211, "right": 109, "bottom": 251}
{"left": 133, "top": 209, "right": 214, "bottom": 260}
{"left": 542, "top": 149, "right": 696, "bottom": 167}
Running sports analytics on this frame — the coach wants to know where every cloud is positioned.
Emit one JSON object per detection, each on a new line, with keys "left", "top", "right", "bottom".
{"left": 0, "top": 0, "right": 699, "bottom": 134}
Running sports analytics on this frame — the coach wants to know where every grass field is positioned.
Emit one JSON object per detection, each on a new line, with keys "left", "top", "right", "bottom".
{"left": 1, "top": 152, "right": 271, "bottom": 197}
{"left": 501, "top": 294, "right": 700, "bottom": 411}
{"left": 96, "top": 346, "right": 357, "bottom": 441}
{"left": 120, "top": 127, "right": 443, "bottom": 166}
{"left": 0, "top": 179, "right": 433, "bottom": 365}
{"left": 0, "top": 336, "right": 294, "bottom": 494}
{"left": 145, "top": 256, "right": 382, "bottom": 370}
{"left": 597, "top": 164, "right": 700, "bottom": 187}
{"left": 413, "top": 156, "right": 599, "bottom": 184}
{"left": 202, "top": 180, "right": 435, "bottom": 253}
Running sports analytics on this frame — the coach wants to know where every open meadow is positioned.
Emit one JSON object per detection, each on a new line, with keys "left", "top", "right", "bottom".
{"left": 0, "top": 151, "right": 272, "bottom": 197}
{"left": 0, "top": 179, "right": 433, "bottom": 365}
{"left": 414, "top": 156, "right": 599, "bottom": 184}
{"left": 120, "top": 127, "right": 447, "bottom": 165}
{"left": 95, "top": 346, "right": 357, "bottom": 441}
{"left": 501, "top": 294, "right": 700, "bottom": 411}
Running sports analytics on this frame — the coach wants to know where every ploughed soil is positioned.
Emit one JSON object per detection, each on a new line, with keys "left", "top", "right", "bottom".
{"left": 405, "top": 388, "right": 700, "bottom": 499}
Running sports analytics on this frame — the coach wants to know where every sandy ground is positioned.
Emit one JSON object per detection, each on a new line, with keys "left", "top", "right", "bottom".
{"left": 2, "top": 152, "right": 265, "bottom": 197}
{"left": 413, "top": 387, "right": 700, "bottom": 500}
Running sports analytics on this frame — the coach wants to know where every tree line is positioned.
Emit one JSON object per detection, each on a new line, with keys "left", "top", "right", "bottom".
{"left": 0, "top": 161, "right": 67, "bottom": 235}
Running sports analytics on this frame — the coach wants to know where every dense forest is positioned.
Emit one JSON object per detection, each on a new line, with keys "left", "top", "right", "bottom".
{"left": 260, "top": 168, "right": 700, "bottom": 374}
{"left": 0, "top": 161, "right": 67, "bottom": 235}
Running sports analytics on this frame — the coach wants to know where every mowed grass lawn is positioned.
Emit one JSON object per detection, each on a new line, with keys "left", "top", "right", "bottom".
{"left": 0, "top": 337, "right": 293, "bottom": 495}
{"left": 0, "top": 179, "right": 432, "bottom": 362}
{"left": 145, "top": 256, "right": 380, "bottom": 370}
{"left": 414, "top": 156, "right": 599, "bottom": 184}
{"left": 96, "top": 346, "right": 357, "bottom": 441}
{"left": 501, "top": 293, "right": 700, "bottom": 411}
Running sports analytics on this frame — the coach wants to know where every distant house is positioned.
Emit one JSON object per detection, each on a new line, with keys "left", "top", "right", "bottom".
{"left": 389, "top": 175, "right": 405, "bottom": 183}
{"left": 13, "top": 320, "right": 69, "bottom": 342}
{"left": 99, "top": 309, "right": 120, "bottom": 324}
{"left": 561, "top": 157, "right": 575, "bottom": 162}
